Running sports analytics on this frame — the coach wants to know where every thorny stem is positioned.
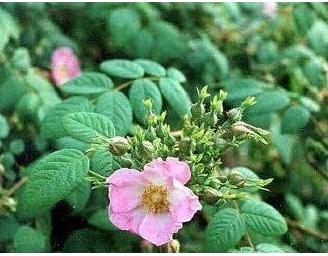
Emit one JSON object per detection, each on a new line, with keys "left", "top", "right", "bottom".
{"left": 5, "top": 177, "right": 28, "bottom": 197}
{"left": 233, "top": 201, "right": 255, "bottom": 249}
{"left": 286, "top": 217, "right": 328, "bottom": 242}
{"left": 116, "top": 77, "right": 161, "bottom": 91}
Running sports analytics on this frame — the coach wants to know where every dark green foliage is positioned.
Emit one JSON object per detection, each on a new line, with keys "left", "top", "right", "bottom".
{"left": 0, "top": 2, "right": 327, "bottom": 253}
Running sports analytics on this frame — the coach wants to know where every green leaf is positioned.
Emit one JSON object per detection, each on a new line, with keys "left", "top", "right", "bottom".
{"left": 159, "top": 78, "right": 191, "bottom": 117}
{"left": 271, "top": 116, "right": 297, "bottom": 164}
{"left": 293, "top": 5, "right": 314, "bottom": 35}
{"left": 41, "top": 97, "right": 94, "bottom": 139}
{"left": 9, "top": 139, "right": 25, "bottom": 155}
{"left": 246, "top": 90, "right": 290, "bottom": 114}
{"left": 63, "top": 228, "right": 111, "bottom": 253}
{"left": 89, "top": 147, "right": 115, "bottom": 176}
{"left": 129, "top": 79, "right": 162, "bottom": 124}
{"left": 11, "top": 48, "right": 31, "bottom": 71}
{"left": 281, "top": 105, "right": 310, "bottom": 134}
{"left": 241, "top": 200, "right": 287, "bottom": 236}
{"left": 108, "top": 8, "right": 141, "bottom": 48}
{"left": 88, "top": 208, "right": 118, "bottom": 231}
{"left": 61, "top": 72, "right": 113, "bottom": 95}
{"left": 100, "top": 59, "right": 144, "bottom": 79}
{"left": 300, "top": 96, "right": 320, "bottom": 112}
{"left": 66, "top": 181, "right": 91, "bottom": 212}
{"left": 13, "top": 226, "right": 46, "bottom": 253}
{"left": 256, "top": 243, "right": 285, "bottom": 253}
{"left": 0, "top": 216, "right": 20, "bottom": 242}
{"left": 273, "top": 133, "right": 297, "bottom": 164}
{"left": 149, "top": 21, "right": 187, "bottom": 62}
{"left": 24, "top": 69, "right": 61, "bottom": 121}
{"left": 0, "top": 68, "right": 26, "bottom": 111}
{"left": 63, "top": 112, "right": 115, "bottom": 143}
{"left": 229, "top": 247, "right": 254, "bottom": 253}
{"left": 16, "top": 92, "right": 40, "bottom": 122}
{"left": 55, "top": 136, "right": 89, "bottom": 152}
{"left": 18, "top": 149, "right": 89, "bottom": 217}
{"left": 1, "top": 152, "right": 15, "bottom": 170}
{"left": 134, "top": 59, "right": 166, "bottom": 77}
{"left": 220, "top": 78, "right": 264, "bottom": 103}
{"left": 205, "top": 208, "right": 246, "bottom": 252}
{"left": 0, "top": 114, "right": 9, "bottom": 138}
{"left": 35, "top": 211, "right": 52, "bottom": 251}
{"left": 95, "top": 91, "right": 133, "bottom": 136}
{"left": 0, "top": 8, "right": 19, "bottom": 51}
{"left": 285, "top": 193, "right": 304, "bottom": 220}
{"left": 303, "top": 59, "right": 325, "bottom": 88}
{"left": 257, "top": 41, "right": 279, "bottom": 64}
{"left": 166, "top": 67, "right": 186, "bottom": 83}
{"left": 308, "top": 20, "right": 328, "bottom": 55}
{"left": 133, "top": 29, "right": 154, "bottom": 58}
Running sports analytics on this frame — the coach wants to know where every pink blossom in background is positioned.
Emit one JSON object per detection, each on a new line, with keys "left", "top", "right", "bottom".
{"left": 107, "top": 157, "right": 202, "bottom": 246}
{"left": 262, "top": 2, "right": 277, "bottom": 18}
{"left": 51, "top": 47, "right": 81, "bottom": 86}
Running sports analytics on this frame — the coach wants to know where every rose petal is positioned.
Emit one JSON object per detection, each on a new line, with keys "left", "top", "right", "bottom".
{"left": 138, "top": 213, "right": 182, "bottom": 246}
{"left": 109, "top": 184, "right": 144, "bottom": 212}
{"left": 51, "top": 47, "right": 81, "bottom": 86}
{"left": 109, "top": 207, "right": 147, "bottom": 234}
{"left": 169, "top": 179, "right": 202, "bottom": 222}
{"left": 165, "top": 157, "right": 191, "bottom": 184}
{"left": 144, "top": 157, "right": 191, "bottom": 185}
{"left": 107, "top": 168, "right": 142, "bottom": 186}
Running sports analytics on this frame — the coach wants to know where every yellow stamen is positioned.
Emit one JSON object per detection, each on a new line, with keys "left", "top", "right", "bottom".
{"left": 141, "top": 184, "right": 169, "bottom": 214}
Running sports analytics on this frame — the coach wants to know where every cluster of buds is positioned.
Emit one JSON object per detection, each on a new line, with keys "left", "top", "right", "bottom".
{"left": 200, "top": 167, "right": 273, "bottom": 205}
{"left": 89, "top": 87, "right": 272, "bottom": 207}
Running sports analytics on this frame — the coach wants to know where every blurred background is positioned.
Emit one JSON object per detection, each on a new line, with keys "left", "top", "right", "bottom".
{"left": 0, "top": 2, "right": 327, "bottom": 253}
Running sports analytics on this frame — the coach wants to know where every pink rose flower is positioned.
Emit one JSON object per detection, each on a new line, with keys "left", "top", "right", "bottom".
{"left": 262, "top": 2, "right": 277, "bottom": 18}
{"left": 50, "top": 47, "right": 81, "bottom": 86}
{"left": 107, "top": 157, "right": 202, "bottom": 246}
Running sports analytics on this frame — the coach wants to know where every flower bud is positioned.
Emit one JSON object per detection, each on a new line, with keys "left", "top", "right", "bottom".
{"left": 108, "top": 136, "right": 130, "bottom": 156}
{"left": 203, "top": 112, "right": 218, "bottom": 127}
{"left": 167, "top": 239, "right": 180, "bottom": 253}
{"left": 227, "top": 108, "right": 241, "bottom": 121}
{"left": 179, "top": 137, "right": 192, "bottom": 153}
{"left": 0, "top": 197, "right": 17, "bottom": 214}
{"left": 228, "top": 170, "right": 245, "bottom": 186}
{"left": 140, "top": 239, "right": 154, "bottom": 253}
{"left": 202, "top": 187, "right": 224, "bottom": 204}
{"left": 217, "top": 175, "right": 228, "bottom": 183}
{"left": 191, "top": 102, "right": 205, "bottom": 118}
{"left": 140, "top": 141, "right": 155, "bottom": 156}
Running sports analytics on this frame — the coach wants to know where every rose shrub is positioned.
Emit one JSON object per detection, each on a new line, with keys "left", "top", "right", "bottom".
{"left": 0, "top": 2, "right": 327, "bottom": 253}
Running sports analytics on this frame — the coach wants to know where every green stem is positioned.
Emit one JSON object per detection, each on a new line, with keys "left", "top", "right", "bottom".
{"left": 115, "top": 77, "right": 161, "bottom": 91}
{"left": 88, "top": 170, "right": 106, "bottom": 181}
{"left": 6, "top": 177, "right": 28, "bottom": 197}
{"left": 234, "top": 201, "right": 255, "bottom": 249}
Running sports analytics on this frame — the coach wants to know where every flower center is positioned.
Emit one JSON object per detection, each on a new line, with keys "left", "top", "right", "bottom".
{"left": 58, "top": 65, "right": 70, "bottom": 81}
{"left": 141, "top": 184, "right": 169, "bottom": 214}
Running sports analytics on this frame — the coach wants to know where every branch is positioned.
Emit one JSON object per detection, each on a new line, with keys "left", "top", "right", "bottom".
{"left": 116, "top": 77, "right": 160, "bottom": 91}
{"left": 6, "top": 177, "right": 28, "bottom": 197}
{"left": 286, "top": 217, "right": 328, "bottom": 242}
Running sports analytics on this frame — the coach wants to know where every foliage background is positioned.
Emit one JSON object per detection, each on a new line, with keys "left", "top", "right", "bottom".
{"left": 0, "top": 2, "right": 327, "bottom": 253}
